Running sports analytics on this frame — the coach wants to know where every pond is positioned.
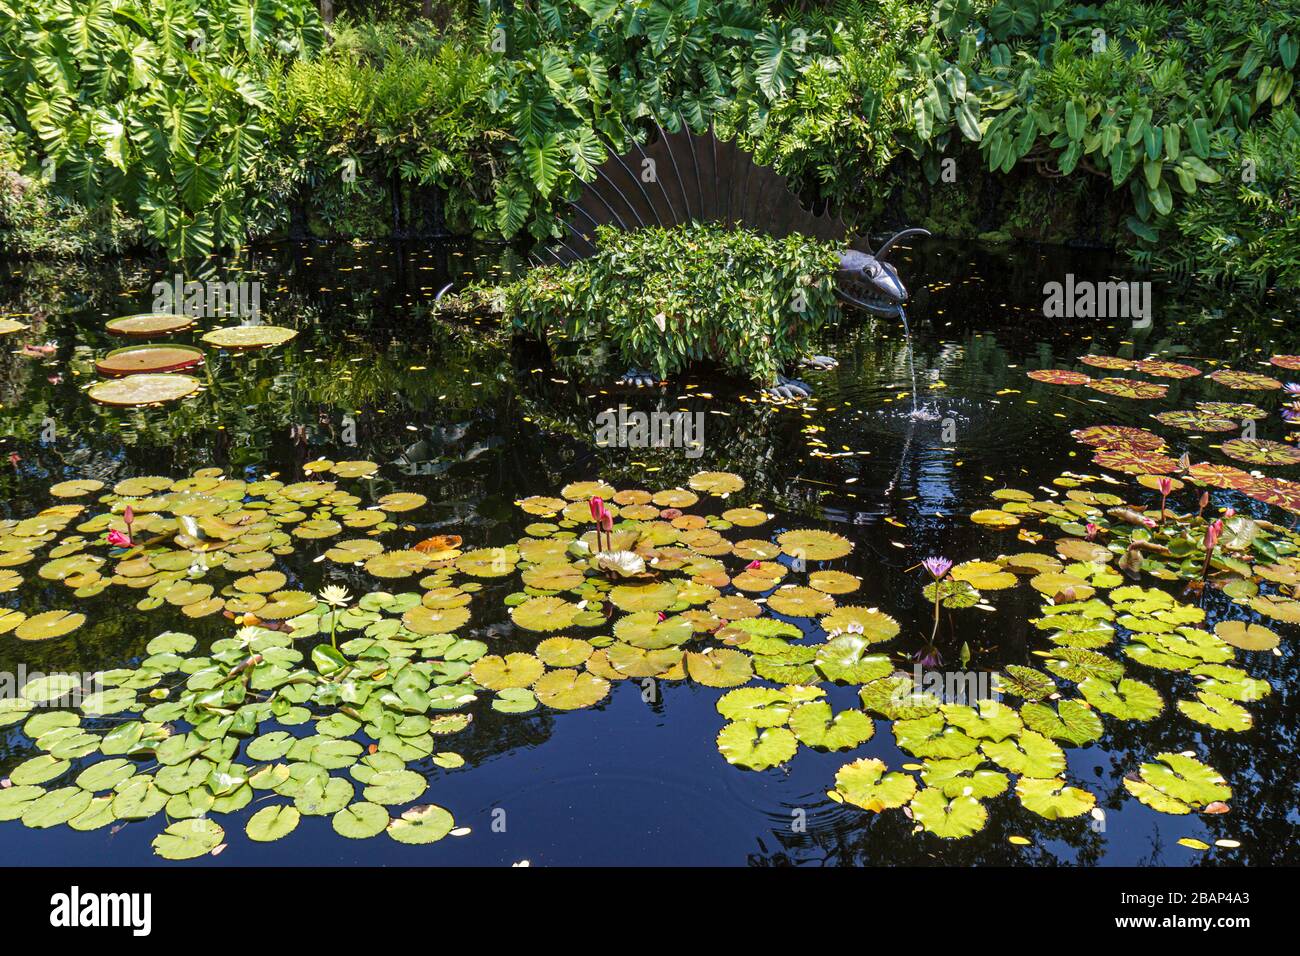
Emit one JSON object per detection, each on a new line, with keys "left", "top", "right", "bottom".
{"left": 1, "top": 238, "right": 1296, "bottom": 866}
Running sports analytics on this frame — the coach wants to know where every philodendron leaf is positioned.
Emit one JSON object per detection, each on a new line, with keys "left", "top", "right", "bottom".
{"left": 908, "top": 788, "right": 987, "bottom": 838}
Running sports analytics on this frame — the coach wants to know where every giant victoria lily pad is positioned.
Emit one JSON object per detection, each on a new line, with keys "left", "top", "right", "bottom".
{"left": 95, "top": 344, "right": 204, "bottom": 377}
{"left": 201, "top": 325, "right": 297, "bottom": 349}
{"left": 87, "top": 374, "right": 200, "bottom": 406}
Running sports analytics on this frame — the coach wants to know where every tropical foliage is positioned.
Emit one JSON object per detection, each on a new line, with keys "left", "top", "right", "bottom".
{"left": 0, "top": 0, "right": 323, "bottom": 258}
{"left": 1, "top": 0, "right": 1296, "bottom": 293}
{"left": 480, "top": 223, "right": 842, "bottom": 384}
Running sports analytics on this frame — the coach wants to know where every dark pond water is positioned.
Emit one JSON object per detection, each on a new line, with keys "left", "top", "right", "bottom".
{"left": 1, "top": 237, "right": 1296, "bottom": 866}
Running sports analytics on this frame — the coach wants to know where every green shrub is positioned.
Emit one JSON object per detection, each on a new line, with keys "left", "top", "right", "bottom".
{"left": 497, "top": 223, "right": 842, "bottom": 385}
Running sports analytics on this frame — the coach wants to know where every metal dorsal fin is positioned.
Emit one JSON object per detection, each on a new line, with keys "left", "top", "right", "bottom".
{"left": 550, "top": 124, "right": 850, "bottom": 260}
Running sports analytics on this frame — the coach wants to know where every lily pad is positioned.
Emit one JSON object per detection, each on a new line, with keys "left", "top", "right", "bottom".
{"left": 716, "top": 721, "right": 798, "bottom": 771}
{"left": 151, "top": 818, "right": 224, "bottom": 860}
{"left": 87, "top": 374, "right": 200, "bottom": 407}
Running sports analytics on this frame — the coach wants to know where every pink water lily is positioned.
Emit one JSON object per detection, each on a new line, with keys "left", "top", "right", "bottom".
{"left": 746, "top": 560, "right": 762, "bottom": 570}
{"left": 588, "top": 497, "right": 605, "bottom": 521}
{"left": 1156, "top": 477, "right": 1173, "bottom": 524}
{"left": 1085, "top": 522, "right": 1099, "bottom": 541}
{"left": 1201, "top": 518, "right": 1224, "bottom": 581}
{"left": 106, "top": 529, "right": 132, "bottom": 548}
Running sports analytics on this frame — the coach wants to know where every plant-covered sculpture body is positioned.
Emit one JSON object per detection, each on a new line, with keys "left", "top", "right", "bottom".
{"left": 439, "top": 127, "right": 926, "bottom": 397}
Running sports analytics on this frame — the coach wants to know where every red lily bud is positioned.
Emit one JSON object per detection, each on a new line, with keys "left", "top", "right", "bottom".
{"left": 588, "top": 497, "right": 604, "bottom": 521}
{"left": 746, "top": 560, "right": 762, "bottom": 570}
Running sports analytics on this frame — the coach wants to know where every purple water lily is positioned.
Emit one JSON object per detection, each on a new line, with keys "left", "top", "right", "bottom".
{"left": 913, "top": 644, "right": 944, "bottom": 668}
{"left": 1285, "top": 383, "right": 1300, "bottom": 395}
{"left": 922, "top": 556, "right": 953, "bottom": 580}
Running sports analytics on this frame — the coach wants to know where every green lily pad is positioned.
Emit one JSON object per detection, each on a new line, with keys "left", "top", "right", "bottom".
{"left": 716, "top": 721, "right": 798, "bottom": 770}
{"left": 1020, "top": 699, "right": 1104, "bottom": 746}
{"left": 151, "top": 818, "right": 224, "bottom": 859}
{"left": 332, "top": 802, "right": 390, "bottom": 839}
{"left": 893, "top": 714, "right": 979, "bottom": 759}
{"left": 919, "top": 755, "right": 1009, "bottom": 799}
{"left": 788, "top": 702, "right": 875, "bottom": 750}
{"left": 980, "top": 731, "right": 1066, "bottom": 778}
{"left": 362, "top": 769, "right": 427, "bottom": 805}
{"left": 1078, "top": 676, "right": 1164, "bottom": 720}
{"left": 247, "top": 804, "right": 301, "bottom": 842}
{"left": 828, "top": 755, "right": 917, "bottom": 814}
{"left": 387, "top": 804, "right": 455, "bottom": 844}
{"left": 909, "top": 788, "right": 987, "bottom": 838}
{"left": 1015, "top": 777, "right": 1096, "bottom": 819}
{"left": 940, "top": 700, "right": 1023, "bottom": 741}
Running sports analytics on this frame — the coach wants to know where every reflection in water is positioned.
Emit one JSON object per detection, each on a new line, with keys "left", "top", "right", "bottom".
{"left": 1, "top": 238, "right": 1298, "bottom": 865}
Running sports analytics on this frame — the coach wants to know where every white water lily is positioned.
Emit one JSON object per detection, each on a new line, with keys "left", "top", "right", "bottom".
{"left": 318, "top": 584, "right": 352, "bottom": 608}
{"left": 594, "top": 550, "right": 646, "bottom": 577}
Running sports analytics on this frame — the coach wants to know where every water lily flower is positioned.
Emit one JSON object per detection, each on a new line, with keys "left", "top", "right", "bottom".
{"left": 921, "top": 556, "right": 952, "bottom": 580}
{"left": 1201, "top": 518, "right": 1224, "bottom": 581}
{"left": 1155, "top": 477, "right": 1174, "bottom": 523}
{"left": 1282, "top": 408, "right": 1300, "bottom": 425}
{"left": 746, "top": 559, "right": 762, "bottom": 570}
{"left": 913, "top": 645, "right": 943, "bottom": 669}
{"left": 846, "top": 622, "right": 865, "bottom": 635}
{"left": 1223, "top": 508, "right": 1235, "bottom": 520}
{"left": 106, "top": 529, "right": 132, "bottom": 548}
{"left": 660, "top": 508, "right": 683, "bottom": 520}
{"left": 588, "top": 497, "right": 605, "bottom": 521}
{"left": 1285, "top": 383, "right": 1300, "bottom": 395}
{"left": 318, "top": 585, "right": 352, "bottom": 608}
{"left": 1196, "top": 491, "right": 1210, "bottom": 518}
{"left": 1085, "top": 522, "right": 1099, "bottom": 541}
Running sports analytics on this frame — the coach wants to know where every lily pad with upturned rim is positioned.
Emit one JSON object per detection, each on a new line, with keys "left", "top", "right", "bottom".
{"left": 105, "top": 313, "right": 195, "bottom": 337}
{"left": 87, "top": 374, "right": 200, "bottom": 407}
{"left": 201, "top": 325, "right": 297, "bottom": 350}
{"left": 95, "top": 344, "right": 204, "bottom": 377}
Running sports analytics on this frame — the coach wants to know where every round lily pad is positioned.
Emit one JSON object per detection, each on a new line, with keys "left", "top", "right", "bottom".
{"left": 387, "top": 804, "right": 454, "bottom": 844}
{"left": 14, "top": 609, "right": 85, "bottom": 641}
{"left": 247, "top": 804, "right": 301, "bottom": 842}
{"left": 534, "top": 668, "right": 610, "bottom": 710}
{"left": 106, "top": 313, "right": 195, "bottom": 337}
{"left": 201, "top": 325, "right": 297, "bottom": 349}
{"left": 95, "top": 344, "right": 204, "bottom": 377}
{"left": 87, "top": 374, "right": 200, "bottom": 407}
{"left": 151, "top": 818, "right": 224, "bottom": 859}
